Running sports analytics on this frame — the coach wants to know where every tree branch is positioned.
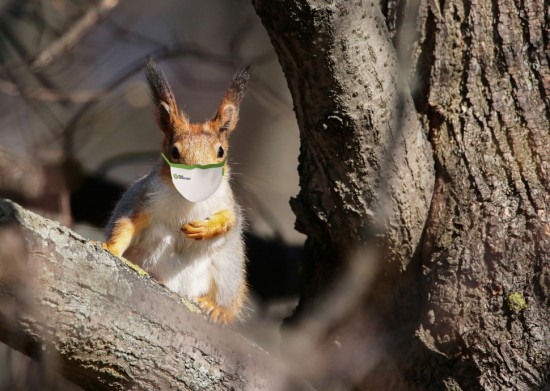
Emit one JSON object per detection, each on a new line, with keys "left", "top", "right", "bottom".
{"left": 0, "top": 199, "right": 278, "bottom": 391}
{"left": 0, "top": 78, "right": 106, "bottom": 103}
{"left": 30, "top": 0, "right": 120, "bottom": 71}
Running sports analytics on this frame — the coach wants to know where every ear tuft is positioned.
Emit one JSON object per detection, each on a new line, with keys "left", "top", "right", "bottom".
{"left": 226, "top": 65, "right": 251, "bottom": 105}
{"left": 213, "top": 66, "right": 251, "bottom": 134}
{"left": 144, "top": 57, "right": 174, "bottom": 107}
{"left": 143, "top": 57, "right": 186, "bottom": 133}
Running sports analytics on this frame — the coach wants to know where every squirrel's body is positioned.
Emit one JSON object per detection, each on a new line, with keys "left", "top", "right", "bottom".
{"left": 104, "top": 59, "right": 249, "bottom": 323}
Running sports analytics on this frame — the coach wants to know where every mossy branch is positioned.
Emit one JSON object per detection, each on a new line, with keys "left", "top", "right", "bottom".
{"left": 0, "top": 199, "right": 277, "bottom": 391}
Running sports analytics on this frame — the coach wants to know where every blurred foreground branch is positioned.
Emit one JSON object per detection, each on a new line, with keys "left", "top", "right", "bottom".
{"left": 0, "top": 199, "right": 277, "bottom": 391}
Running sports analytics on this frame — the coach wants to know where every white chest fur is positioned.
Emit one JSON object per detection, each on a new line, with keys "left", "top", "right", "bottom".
{"left": 125, "top": 178, "right": 234, "bottom": 298}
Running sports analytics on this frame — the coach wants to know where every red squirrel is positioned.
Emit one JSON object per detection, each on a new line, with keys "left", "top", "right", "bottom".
{"left": 103, "top": 58, "right": 249, "bottom": 324}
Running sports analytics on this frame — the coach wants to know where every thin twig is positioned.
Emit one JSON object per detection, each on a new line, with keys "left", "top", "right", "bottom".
{"left": 0, "top": 78, "right": 106, "bottom": 103}
{"left": 30, "top": 0, "right": 120, "bottom": 71}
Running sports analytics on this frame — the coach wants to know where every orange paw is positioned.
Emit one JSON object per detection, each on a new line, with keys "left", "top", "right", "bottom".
{"left": 182, "top": 209, "right": 235, "bottom": 240}
{"left": 182, "top": 219, "right": 213, "bottom": 240}
{"left": 100, "top": 242, "right": 149, "bottom": 277}
{"left": 101, "top": 241, "right": 119, "bottom": 255}
{"left": 194, "top": 296, "right": 235, "bottom": 324}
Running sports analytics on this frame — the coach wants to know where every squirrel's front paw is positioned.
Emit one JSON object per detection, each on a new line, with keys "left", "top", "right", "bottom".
{"left": 100, "top": 242, "right": 149, "bottom": 277}
{"left": 182, "top": 209, "right": 234, "bottom": 240}
{"left": 182, "top": 219, "right": 212, "bottom": 240}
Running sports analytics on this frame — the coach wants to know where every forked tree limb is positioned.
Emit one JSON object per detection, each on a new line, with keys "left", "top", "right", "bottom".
{"left": 253, "top": 0, "right": 435, "bottom": 270}
{"left": 0, "top": 199, "right": 278, "bottom": 391}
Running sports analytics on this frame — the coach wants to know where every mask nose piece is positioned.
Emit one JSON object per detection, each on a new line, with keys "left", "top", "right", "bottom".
{"left": 161, "top": 153, "right": 225, "bottom": 203}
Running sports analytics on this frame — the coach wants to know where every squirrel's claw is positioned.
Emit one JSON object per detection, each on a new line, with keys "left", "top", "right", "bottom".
{"left": 100, "top": 241, "right": 149, "bottom": 277}
{"left": 182, "top": 220, "right": 209, "bottom": 240}
{"left": 182, "top": 209, "right": 235, "bottom": 240}
{"left": 182, "top": 212, "right": 231, "bottom": 240}
{"left": 193, "top": 296, "right": 234, "bottom": 324}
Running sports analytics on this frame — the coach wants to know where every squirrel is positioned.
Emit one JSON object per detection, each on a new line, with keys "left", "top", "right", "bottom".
{"left": 103, "top": 58, "right": 250, "bottom": 324}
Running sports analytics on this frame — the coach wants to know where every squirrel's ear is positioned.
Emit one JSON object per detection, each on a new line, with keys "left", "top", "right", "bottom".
{"left": 144, "top": 57, "right": 187, "bottom": 134}
{"left": 213, "top": 65, "right": 250, "bottom": 134}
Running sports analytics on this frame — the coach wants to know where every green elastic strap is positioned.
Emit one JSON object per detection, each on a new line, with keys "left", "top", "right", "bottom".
{"left": 161, "top": 153, "right": 226, "bottom": 175}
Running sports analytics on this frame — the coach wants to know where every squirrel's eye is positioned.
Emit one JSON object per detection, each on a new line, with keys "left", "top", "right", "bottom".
{"left": 217, "top": 146, "right": 224, "bottom": 159}
{"left": 171, "top": 146, "right": 180, "bottom": 160}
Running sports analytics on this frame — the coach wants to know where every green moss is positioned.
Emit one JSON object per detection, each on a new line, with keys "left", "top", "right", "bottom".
{"left": 181, "top": 298, "right": 201, "bottom": 314}
{"left": 120, "top": 257, "right": 149, "bottom": 277}
{"left": 507, "top": 292, "right": 527, "bottom": 312}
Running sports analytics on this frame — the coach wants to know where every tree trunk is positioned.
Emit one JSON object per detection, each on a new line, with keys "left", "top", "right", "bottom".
{"left": 254, "top": 0, "right": 549, "bottom": 389}
{"left": 252, "top": 0, "right": 434, "bottom": 312}
{"left": 412, "top": 0, "right": 550, "bottom": 388}
{"left": 0, "top": 199, "right": 277, "bottom": 391}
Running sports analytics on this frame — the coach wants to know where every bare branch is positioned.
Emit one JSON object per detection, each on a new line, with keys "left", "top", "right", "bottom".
{"left": 0, "top": 148, "right": 46, "bottom": 200}
{"left": 0, "top": 78, "right": 105, "bottom": 103}
{"left": 30, "top": 0, "right": 120, "bottom": 71}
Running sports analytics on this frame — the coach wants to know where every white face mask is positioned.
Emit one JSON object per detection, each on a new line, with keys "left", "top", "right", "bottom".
{"left": 161, "top": 153, "right": 225, "bottom": 203}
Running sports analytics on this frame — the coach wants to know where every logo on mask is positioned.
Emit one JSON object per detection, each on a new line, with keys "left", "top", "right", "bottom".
{"left": 162, "top": 153, "right": 225, "bottom": 203}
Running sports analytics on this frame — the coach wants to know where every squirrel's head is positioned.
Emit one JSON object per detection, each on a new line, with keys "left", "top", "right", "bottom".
{"left": 144, "top": 57, "right": 250, "bottom": 166}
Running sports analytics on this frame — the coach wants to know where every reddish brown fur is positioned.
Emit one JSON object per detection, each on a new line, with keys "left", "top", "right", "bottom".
{"left": 160, "top": 107, "right": 237, "bottom": 167}
{"left": 104, "top": 212, "right": 150, "bottom": 257}
{"left": 144, "top": 57, "right": 247, "bottom": 168}
{"left": 195, "top": 278, "right": 248, "bottom": 324}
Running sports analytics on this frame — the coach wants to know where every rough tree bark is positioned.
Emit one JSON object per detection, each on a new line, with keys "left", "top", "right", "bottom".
{"left": 252, "top": 0, "right": 435, "bottom": 389}
{"left": 254, "top": 0, "right": 549, "bottom": 390}
{"left": 411, "top": 0, "right": 550, "bottom": 389}
{"left": 252, "top": 0, "right": 434, "bottom": 308}
{"left": 0, "top": 199, "right": 277, "bottom": 391}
